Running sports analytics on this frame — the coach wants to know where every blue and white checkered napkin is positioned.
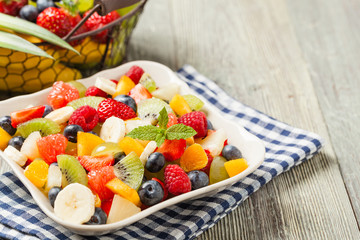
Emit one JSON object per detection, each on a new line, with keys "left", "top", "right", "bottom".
{"left": 0, "top": 65, "right": 323, "bottom": 240}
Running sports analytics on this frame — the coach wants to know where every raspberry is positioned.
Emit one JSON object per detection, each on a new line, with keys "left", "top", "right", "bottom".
{"left": 125, "top": 66, "right": 144, "bottom": 84}
{"left": 68, "top": 106, "right": 99, "bottom": 132}
{"left": 47, "top": 81, "right": 80, "bottom": 109}
{"left": 85, "top": 86, "right": 108, "bottom": 98}
{"left": 97, "top": 98, "right": 137, "bottom": 122}
{"left": 199, "top": 150, "right": 214, "bottom": 175}
{"left": 164, "top": 164, "right": 191, "bottom": 196}
{"left": 178, "top": 111, "right": 208, "bottom": 138}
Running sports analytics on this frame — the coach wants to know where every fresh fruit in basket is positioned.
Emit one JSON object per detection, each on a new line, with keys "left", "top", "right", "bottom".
{"left": 0, "top": 0, "right": 28, "bottom": 16}
{"left": 0, "top": 65, "right": 249, "bottom": 225}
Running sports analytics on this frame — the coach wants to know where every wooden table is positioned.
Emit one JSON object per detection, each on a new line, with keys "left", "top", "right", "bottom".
{"left": 1, "top": 0, "right": 359, "bottom": 239}
{"left": 127, "top": 0, "right": 360, "bottom": 239}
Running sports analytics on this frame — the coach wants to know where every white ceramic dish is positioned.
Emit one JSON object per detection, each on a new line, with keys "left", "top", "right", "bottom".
{"left": 0, "top": 61, "right": 265, "bottom": 236}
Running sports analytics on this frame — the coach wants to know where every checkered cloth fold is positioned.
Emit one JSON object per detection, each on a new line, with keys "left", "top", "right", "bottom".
{"left": 0, "top": 65, "right": 323, "bottom": 240}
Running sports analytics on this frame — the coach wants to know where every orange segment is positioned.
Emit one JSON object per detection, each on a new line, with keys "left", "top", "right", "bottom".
{"left": 77, "top": 132, "right": 105, "bottom": 156}
{"left": 169, "top": 94, "right": 192, "bottom": 116}
{"left": 0, "top": 127, "right": 12, "bottom": 150}
{"left": 119, "top": 136, "right": 144, "bottom": 157}
{"left": 24, "top": 159, "right": 49, "bottom": 188}
{"left": 113, "top": 75, "right": 136, "bottom": 97}
{"left": 224, "top": 158, "right": 248, "bottom": 177}
{"left": 105, "top": 177, "right": 141, "bottom": 207}
{"left": 185, "top": 136, "right": 194, "bottom": 146}
{"left": 180, "top": 143, "right": 208, "bottom": 172}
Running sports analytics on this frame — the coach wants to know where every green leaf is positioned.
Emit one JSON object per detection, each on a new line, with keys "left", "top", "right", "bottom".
{"left": 0, "top": 13, "right": 78, "bottom": 54}
{"left": 155, "top": 133, "right": 166, "bottom": 147}
{"left": 0, "top": 31, "right": 53, "bottom": 59}
{"left": 157, "top": 107, "right": 169, "bottom": 129}
{"left": 127, "top": 125, "right": 164, "bottom": 140}
{"left": 166, "top": 124, "right": 197, "bottom": 140}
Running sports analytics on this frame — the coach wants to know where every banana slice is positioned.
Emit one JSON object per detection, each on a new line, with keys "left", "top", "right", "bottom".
{"left": 3, "top": 145, "right": 27, "bottom": 167}
{"left": 45, "top": 164, "right": 62, "bottom": 192}
{"left": 45, "top": 106, "right": 74, "bottom": 125}
{"left": 100, "top": 116, "right": 126, "bottom": 143}
{"left": 20, "top": 131, "right": 41, "bottom": 161}
{"left": 95, "top": 77, "right": 116, "bottom": 96}
{"left": 140, "top": 141, "right": 157, "bottom": 165}
{"left": 54, "top": 183, "right": 95, "bottom": 224}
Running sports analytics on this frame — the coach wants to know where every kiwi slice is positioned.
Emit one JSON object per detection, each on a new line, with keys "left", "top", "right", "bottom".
{"left": 17, "top": 118, "right": 61, "bottom": 138}
{"left": 57, "top": 154, "right": 88, "bottom": 187}
{"left": 67, "top": 96, "right": 105, "bottom": 110}
{"left": 67, "top": 81, "right": 87, "bottom": 97}
{"left": 113, "top": 151, "right": 144, "bottom": 190}
{"left": 182, "top": 94, "right": 204, "bottom": 111}
{"left": 137, "top": 98, "right": 174, "bottom": 125}
{"left": 139, "top": 73, "right": 157, "bottom": 93}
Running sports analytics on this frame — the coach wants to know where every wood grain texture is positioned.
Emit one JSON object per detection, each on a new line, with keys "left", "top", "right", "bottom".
{"left": 128, "top": 0, "right": 360, "bottom": 239}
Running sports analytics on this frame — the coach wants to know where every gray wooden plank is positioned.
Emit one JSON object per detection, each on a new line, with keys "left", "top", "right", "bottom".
{"left": 128, "top": 0, "right": 360, "bottom": 239}
{"left": 286, "top": 0, "right": 360, "bottom": 225}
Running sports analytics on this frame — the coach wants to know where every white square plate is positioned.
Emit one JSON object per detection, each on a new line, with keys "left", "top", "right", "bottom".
{"left": 0, "top": 61, "right": 265, "bottom": 236}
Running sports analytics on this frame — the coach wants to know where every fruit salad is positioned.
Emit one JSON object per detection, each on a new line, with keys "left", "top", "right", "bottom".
{"left": 0, "top": 65, "right": 249, "bottom": 225}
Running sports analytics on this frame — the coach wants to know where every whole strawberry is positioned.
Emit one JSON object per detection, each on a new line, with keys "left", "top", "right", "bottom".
{"left": 85, "top": 86, "right": 108, "bottom": 98}
{"left": 37, "top": 7, "right": 71, "bottom": 38}
{"left": 164, "top": 164, "right": 191, "bottom": 196}
{"left": 178, "top": 111, "right": 208, "bottom": 138}
{"left": 84, "top": 10, "right": 120, "bottom": 43}
{"left": 97, "top": 98, "right": 137, "bottom": 122}
{"left": 0, "top": 0, "right": 27, "bottom": 16}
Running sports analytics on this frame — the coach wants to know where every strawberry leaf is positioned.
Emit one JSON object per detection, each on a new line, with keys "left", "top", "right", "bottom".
{"left": 166, "top": 124, "right": 196, "bottom": 140}
{"left": 157, "top": 107, "right": 168, "bottom": 129}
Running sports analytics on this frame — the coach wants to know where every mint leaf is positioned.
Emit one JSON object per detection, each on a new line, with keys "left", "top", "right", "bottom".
{"left": 157, "top": 107, "right": 168, "bottom": 129}
{"left": 127, "top": 125, "right": 163, "bottom": 140}
{"left": 155, "top": 132, "right": 166, "bottom": 147}
{"left": 166, "top": 124, "right": 197, "bottom": 140}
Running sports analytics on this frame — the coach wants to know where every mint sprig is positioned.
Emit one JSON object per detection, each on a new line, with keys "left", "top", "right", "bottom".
{"left": 127, "top": 107, "right": 196, "bottom": 147}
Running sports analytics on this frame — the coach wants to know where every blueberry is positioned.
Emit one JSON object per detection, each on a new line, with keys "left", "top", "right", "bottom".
{"left": 113, "top": 95, "right": 137, "bottom": 113}
{"left": 187, "top": 170, "right": 209, "bottom": 190}
{"left": 85, "top": 207, "right": 107, "bottom": 225}
{"left": 145, "top": 152, "right": 165, "bottom": 173}
{"left": 37, "top": 0, "right": 55, "bottom": 13}
{"left": 8, "top": 136, "right": 25, "bottom": 151}
{"left": 63, "top": 124, "right": 84, "bottom": 143}
{"left": 207, "top": 119, "right": 214, "bottom": 130}
{"left": 138, "top": 180, "right": 164, "bottom": 206}
{"left": 42, "top": 105, "right": 53, "bottom": 117}
{"left": 48, "top": 187, "right": 61, "bottom": 207}
{"left": 222, "top": 145, "right": 242, "bottom": 160}
{"left": 19, "top": 5, "right": 38, "bottom": 23}
{"left": 0, "top": 116, "right": 16, "bottom": 136}
{"left": 114, "top": 152, "right": 126, "bottom": 165}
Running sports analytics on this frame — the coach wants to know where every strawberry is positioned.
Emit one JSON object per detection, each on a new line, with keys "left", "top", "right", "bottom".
{"left": 88, "top": 166, "right": 116, "bottom": 201}
{"left": 178, "top": 111, "right": 208, "bottom": 138}
{"left": 125, "top": 65, "right": 144, "bottom": 84}
{"left": 37, "top": 7, "right": 71, "bottom": 38}
{"left": 129, "top": 84, "right": 152, "bottom": 104}
{"left": 167, "top": 113, "right": 178, "bottom": 128}
{"left": 0, "top": 0, "right": 27, "bottom": 16}
{"left": 37, "top": 134, "right": 68, "bottom": 165}
{"left": 156, "top": 139, "right": 186, "bottom": 161}
{"left": 97, "top": 98, "right": 137, "bottom": 122}
{"left": 47, "top": 81, "right": 80, "bottom": 109}
{"left": 78, "top": 155, "right": 114, "bottom": 172}
{"left": 10, "top": 105, "right": 45, "bottom": 128}
{"left": 164, "top": 164, "right": 191, "bottom": 196}
{"left": 67, "top": 13, "right": 87, "bottom": 46}
{"left": 85, "top": 86, "right": 108, "bottom": 98}
{"left": 84, "top": 10, "right": 120, "bottom": 43}
{"left": 101, "top": 198, "right": 113, "bottom": 216}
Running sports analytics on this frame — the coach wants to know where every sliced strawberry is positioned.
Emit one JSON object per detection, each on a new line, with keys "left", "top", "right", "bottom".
{"left": 129, "top": 84, "right": 152, "bottom": 104}
{"left": 78, "top": 155, "right": 114, "bottom": 172}
{"left": 125, "top": 66, "right": 144, "bottom": 84}
{"left": 97, "top": 98, "right": 137, "bottom": 122}
{"left": 156, "top": 139, "right": 186, "bottom": 161}
{"left": 10, "top": 105, "right": 45, "bottom": 128}
{"left": 88, "top": 166, "right": 116, "bottom": 201}
{"left": 37, "top": 134, "right": 68, "bottom": 165}
{"left": 167, "top": 113, "right": 178, "bottom": 128}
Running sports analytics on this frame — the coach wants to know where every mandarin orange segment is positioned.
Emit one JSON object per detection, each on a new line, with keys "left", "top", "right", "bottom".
{"left": 119, "top": 136, "right": 144, "bottom": 157}
{"left": 105, "top": 177, "right": 141, "bottom": 207}
{"left": 113, "top": 75, "right": 136, "bottom": 97}
{"left": 77, "top": 132, "right": 105, "bottom": 156}
{"left": 169, "top": 94, "right": 192, "bottom": 116}
{"left": 180, "top": 143, "right": 208, "bottom": 172}
{"left": 24, "top": 159, "right": 49, "bottom": 188}
{"left": 0, "top": 127, "right": 12, "bottom": 150}
{"left": 224, "top": 158, "right": 248, "bottom": 177}
{"left": 185, "top": 136, "right": 195, "bottom": 146}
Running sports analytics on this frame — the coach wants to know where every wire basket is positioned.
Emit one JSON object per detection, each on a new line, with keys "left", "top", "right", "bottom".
{"left": 0, "top": 0, "right": 147, "bottom": 95}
